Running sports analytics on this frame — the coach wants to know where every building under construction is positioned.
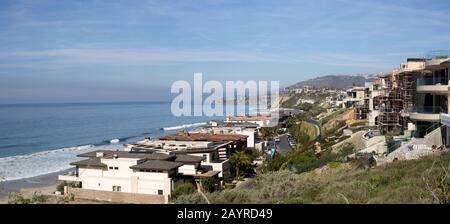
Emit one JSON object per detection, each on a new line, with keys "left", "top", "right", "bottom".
{"left": 376, "top": 58, "right": 424, "bottom": 134}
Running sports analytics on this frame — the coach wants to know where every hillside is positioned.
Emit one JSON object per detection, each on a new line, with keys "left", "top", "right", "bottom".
{"left": 174, "top": 152, "right": 450, "bottom": 204}
{"left": 288, "top": 74, "right": 375, "bottom": 90}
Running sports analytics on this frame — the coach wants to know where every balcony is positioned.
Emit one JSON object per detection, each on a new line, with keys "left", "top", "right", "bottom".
{"left": 416, "top": 77, "right": 448, "bottom": 94}
{"left": 410, "top": 106, "right": 446, "bottom": 122}
{"left": 201, "top": 159, "right": 230, "bottom": 178}
{"left": 425, "top": 50, "right": 450, "bottom": 68}
{"left": 58, "top": 172, "right": 81, "bottom": 182}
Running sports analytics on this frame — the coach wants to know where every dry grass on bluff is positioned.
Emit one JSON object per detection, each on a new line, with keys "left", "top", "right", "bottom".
{"left": 174, "top": 152, "right": 450, "bottom": 204}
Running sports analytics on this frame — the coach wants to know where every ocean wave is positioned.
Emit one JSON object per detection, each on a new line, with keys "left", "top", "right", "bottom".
{"left": 0, "top": 144, "right": 124, "bottom": 181}
{"left": 110, "top": 139, "right": 120, "bottom": 144}
{"left": 162, "top": 122, "right": 207, "bottom": 131}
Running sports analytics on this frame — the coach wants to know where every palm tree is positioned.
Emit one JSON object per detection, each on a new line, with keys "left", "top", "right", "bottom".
{"left": 229, "top": 151, "right": 252, "bottom": 179}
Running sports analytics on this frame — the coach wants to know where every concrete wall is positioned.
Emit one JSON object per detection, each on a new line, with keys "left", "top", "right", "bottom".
{"left": 65, "top": 187, "right": 168, "bottom": 204}
{"left": 424, "top": 126, "right": 443, "bottom": 147}
{"left": 202, "top": 159, "right": 230, "bottom": 178}
{"left": 178, "top": 164, "right": 197, "bottom": 175}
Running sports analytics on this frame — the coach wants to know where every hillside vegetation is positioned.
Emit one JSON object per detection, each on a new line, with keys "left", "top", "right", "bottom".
{"left": 174, "top": 152, "right": 450, "bottom": 204}
{"left": 288, "top": 74, "right": 374, "bottom": 89}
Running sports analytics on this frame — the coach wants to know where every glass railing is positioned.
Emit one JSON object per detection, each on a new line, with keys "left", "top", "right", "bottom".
{"left": 411, "top": 106, "right": 447, "bottom": 114}
{"left": 425, "top": 50, "right": 450, "bottom": 61}
{"left": 416, "top": 77, "right": 448, "bottom": 85}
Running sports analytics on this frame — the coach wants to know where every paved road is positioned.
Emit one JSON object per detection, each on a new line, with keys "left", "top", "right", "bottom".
{"left": 277, "top": 134, "right": 292, "bottom": 154}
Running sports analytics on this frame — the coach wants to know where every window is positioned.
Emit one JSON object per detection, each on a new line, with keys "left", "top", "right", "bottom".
{"left": 112, "top": 186, "right": 121, "bottom": 192}
{"left": 158, "top": 190, "right": 163, "bottom": 195}
{"left": 114, "top": 167, "right": 119, "bottom": 170}
{"left": 109, "top": 167, "right": 113, "bottom": 170}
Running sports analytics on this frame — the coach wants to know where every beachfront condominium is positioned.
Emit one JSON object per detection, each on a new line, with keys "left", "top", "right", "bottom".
{"left": 126, "top": 132, "right": 249, "bottom": 178}
{"left": 58, "top": 132, "right": 248, "bottom": 203}
{"left": 191, "top": 120, "right": 258, "bottom": 148}
{"left": 58, "top": 150, "right": 219, "bottom": 203}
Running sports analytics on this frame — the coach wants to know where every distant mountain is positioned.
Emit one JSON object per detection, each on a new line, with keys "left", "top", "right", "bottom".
{"left": 288, "top": 74, "right": 376, "bottom": 90}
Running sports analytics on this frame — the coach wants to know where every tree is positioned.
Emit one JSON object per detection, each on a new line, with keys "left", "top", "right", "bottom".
{"left": 200, "top": 177, "right": 215, "bottom": 193}
{"left": 229, "top": 151, "right": 252, "bottom": 179}
{"left": 259, "top": 127, "right": 277, "bottom": 141}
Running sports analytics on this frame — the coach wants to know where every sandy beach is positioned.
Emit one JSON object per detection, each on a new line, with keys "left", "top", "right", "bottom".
{"left": 0, "top": 169, "right": 69, "bottom": 203}
{"left": 0, "top": 183, "right": 59, "bottom": 204}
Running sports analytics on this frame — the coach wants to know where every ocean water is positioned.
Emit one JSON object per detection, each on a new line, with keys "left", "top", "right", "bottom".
{"left": 0, "top": 102, "right": 223, "bottom": 181}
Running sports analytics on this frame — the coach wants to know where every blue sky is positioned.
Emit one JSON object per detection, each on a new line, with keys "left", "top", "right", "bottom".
{"left": 1, "top": 0, "right": 450, "bottom": 103}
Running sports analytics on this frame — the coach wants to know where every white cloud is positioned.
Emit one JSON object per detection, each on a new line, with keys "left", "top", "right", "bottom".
{"left": 1, "top": 47, "right": 288, "bottom": 67}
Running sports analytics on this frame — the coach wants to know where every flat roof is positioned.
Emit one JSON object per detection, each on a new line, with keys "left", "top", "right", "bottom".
{"left": 174, "top": 154, "right": 204, "bottom": 163}
{"left": 159, "top": 132, "right": 248, "bottom": 142}
{"left": 77, "top": 150, "right": 175, "bottom": 160}
{"left": 130, "top": 160, "right": 184, "bottom": 171}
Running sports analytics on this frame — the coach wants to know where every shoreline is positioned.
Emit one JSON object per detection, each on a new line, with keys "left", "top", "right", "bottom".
{"left": 0, "top": 168, "right": 72, "bottom": 201}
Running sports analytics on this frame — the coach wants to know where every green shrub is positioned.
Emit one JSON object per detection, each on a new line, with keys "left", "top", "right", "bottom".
{"left": 31, "top": 193, "right": 48, "bottom": 203}
{"left": 8, "top": 192, "right": 32, "bottom": 204}
{"left": 173, "top": 192, "right": 209, "bottom": 204}
{"left": 59, "top": 193, "right": 75, "bottom": 203}
{"left": 328, "top": 162, "right": 341, "bottom": 169}
{"left": 289, "top": 151, "right": 337, "bottom": 173}
{"left": 349, "top": 121, "right": 366, "bottom": 127}
{"left": 200, "top": 177, "right": 215, "bottom": 193}
{"left": 265, "top": 154, "right": 288, "bottom": 172}
{"left": 173, "top": 183, "right": 196, "bottom": 198}
{"left": 339, "top": 143, "right": 356, "bottom": 157}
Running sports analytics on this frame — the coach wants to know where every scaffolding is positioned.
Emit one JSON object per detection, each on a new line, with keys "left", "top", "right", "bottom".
{"left": 376, "top": 71, "right": 415, "bottom": 134}
{"left": 355, "top": 88, "right": 370, "bottom": 120}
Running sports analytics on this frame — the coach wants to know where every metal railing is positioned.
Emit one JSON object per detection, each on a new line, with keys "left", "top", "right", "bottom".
{"left": 416, "top": 77, "right": 448, "bottom": 86}
{"left": 411, "top": 106, "right": 447, "bottom": 114}
{"left": 425, "top": 123, "right": 442, "bottom": 135}
{"left": 425, "top": 50, "right": 450, "bottom": 61}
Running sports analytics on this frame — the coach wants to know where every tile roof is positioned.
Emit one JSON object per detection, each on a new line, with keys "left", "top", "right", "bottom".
{"left": 70, "top": 158, "right": 106, "bottom": 169}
